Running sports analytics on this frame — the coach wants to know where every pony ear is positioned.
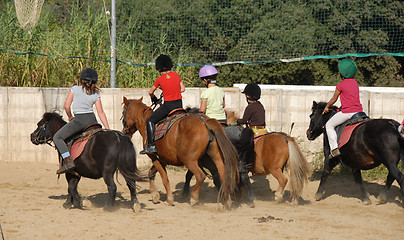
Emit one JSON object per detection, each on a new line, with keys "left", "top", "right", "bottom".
{"left": 138, "top": 96, "right": 143, "bottom": 102}
{"left": 312, "top": 101, "right": 317, "bottom": 107}
{"left": 123, "top": 96, "right": 128, "bottom": 105}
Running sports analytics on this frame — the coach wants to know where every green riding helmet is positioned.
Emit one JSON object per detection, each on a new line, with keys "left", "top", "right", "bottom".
{"left": 338, "top": 58, "right": 357, "bottom": 78}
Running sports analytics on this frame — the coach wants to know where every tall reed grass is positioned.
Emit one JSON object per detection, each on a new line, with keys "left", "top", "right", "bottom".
{"left": 0, "top": 1, "right": 200, "bottom": 88}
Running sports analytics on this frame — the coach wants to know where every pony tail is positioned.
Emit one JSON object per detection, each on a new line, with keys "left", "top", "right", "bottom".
{"left": 204, "top": 119, "right": 239, "bottom": 205}
{"left": 285, "top": 137, "right": 310, "bottom": 201}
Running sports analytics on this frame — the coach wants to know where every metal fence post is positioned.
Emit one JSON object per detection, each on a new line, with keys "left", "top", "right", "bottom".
{"left": 110, "top": 0, "right": 117, "bottom": 88}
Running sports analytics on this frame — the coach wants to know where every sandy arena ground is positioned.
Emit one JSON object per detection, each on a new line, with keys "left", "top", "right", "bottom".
{"left": 0, "top": 160, "right": 403, "bottom": 240}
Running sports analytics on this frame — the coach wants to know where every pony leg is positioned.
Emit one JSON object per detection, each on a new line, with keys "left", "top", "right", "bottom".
{"left": 377, "top": 173, "right": 395, "bottom": 204}
{"left": 65, "top": 174, "right": 81, "bottom": 209}
{"left": 269, "top": 168, "right": 288, "bottom": 202}
{"left": 352, "top": 169, "right": 371, "bottom": 204}
{"left": 182, "top": 170, "right": 194, "bottom": 197}
{"left": 152, "top": 160, "right": 174, "bottom": 206}
{"left": 207, "top": 142, "right": 230, "bottom": 209}
{"left": 148, "top": 165, "right": 158, "bottom": 194}
{"left": 148, "top": 165, "right": 160, "bottom": 204}
{"left": 103, "top": 174, "right": 117, "bottom": 211}
{"left": 240, "top": 171, "right": 255, "bottom": 207}
{"left": 379, "top": 161, "right": 404, "bottom": 201}
{"left": 315, "top": 157, "right": 340, "bottom": 201}
{"left": 185, "top": 163, "right": 206, "bottom": 206}
{"left": 126, "top": 179, "right": 141, "bottom": 213}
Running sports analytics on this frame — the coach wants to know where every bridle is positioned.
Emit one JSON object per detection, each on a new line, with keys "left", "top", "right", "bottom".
{"left": 121, "top": 102, "right": 137, "bottom": 135}
{"left": 33, "top": 122, "right": 54, "bottom": 147}
{"left": 121, "top": 96, "right": 163, "bottom": 135}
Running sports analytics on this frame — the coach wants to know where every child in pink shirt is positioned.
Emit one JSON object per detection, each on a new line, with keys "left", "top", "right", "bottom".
{"left": 323, "top": 58, "right": 363, "bottom": 158}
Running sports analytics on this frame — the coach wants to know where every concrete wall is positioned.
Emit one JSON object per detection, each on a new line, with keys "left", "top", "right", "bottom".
{"left": 2, "top": 85, "right": 404, "bottom": 165}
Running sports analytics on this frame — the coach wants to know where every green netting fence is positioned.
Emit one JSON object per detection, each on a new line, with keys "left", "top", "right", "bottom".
{"left": 1, "top": 0, "right": 403, "bottom": 65}
{"left": 0, "top": 0, "right": 403, "bottom": 87}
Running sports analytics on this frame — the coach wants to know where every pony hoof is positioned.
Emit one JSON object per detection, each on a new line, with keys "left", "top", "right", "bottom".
{"left": 164, "top": 200, "right": 174, "bottom": 206}
{"left": 314, "top": 192, "right": 324, "bottom": 201}
{"left": 362, "top": 199, "right": 372, "bottom": 205}
{"left": 190, "top": 198, "right": 199, "bottom": 207}
{"left": 82, "top": 199, "right": 92, "bottom": 208}
{"left": 104, "top": 206, "right": 114, "bottom": 212}
{"left": 151, "top": 192, "right": 160, "bottom": 204}
{"left": 376, "top": 193, "right": 387, "bottom": 204}
{"left": 224, "top": 201, "right": 232, "bottom": 210}
{"left": 133, "top": 203, "right": 141, "bottom": 213}
{"left": 274, "top": 195, "right": 283, "bottom": 203}
{"left": 247, "top": 202, "right": 255, "bottom": 208}
{"left": 63, "top": 201, "right": 73, "bottom": 209}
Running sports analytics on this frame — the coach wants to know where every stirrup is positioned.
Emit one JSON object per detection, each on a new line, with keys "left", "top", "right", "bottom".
{"left": 139, "top": 145, "right": 157, "bottom": 155}
{"left": 56, "top": 165, "right": 75, "bottom": 174}
{"left": 56, "top": 163, "right": 75, "bottom": 175}
{"left": 328, "top": 148, "right": 341, "bottom": 159}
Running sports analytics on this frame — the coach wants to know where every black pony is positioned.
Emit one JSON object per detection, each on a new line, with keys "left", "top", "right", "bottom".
{"left": 182, "top": 108, "right": 256, "bottom": 206}
{"left": 30, "top": 112, "right": 147, "bottom": 211}
{"left": 307, "top": 101, "right": 404, "bottom": 204}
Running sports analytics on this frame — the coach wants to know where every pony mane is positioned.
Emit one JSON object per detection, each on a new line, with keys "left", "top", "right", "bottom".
{"left": 313, "top": 101, "right": 340, "bottom": 113}
{"left": 312, "top": 101, "right": 327, "bottom": 111}
{"left": 225, "top": 110, "right": 239, "bottom": 124}
{"left": 127, "top": 98, "right": 148, "bottom": 109}
{"left": 43, "top": 111, "right": 66, "bottom": 124}
{"left": 185, "top": 107, "right": 199, "bottom": 114}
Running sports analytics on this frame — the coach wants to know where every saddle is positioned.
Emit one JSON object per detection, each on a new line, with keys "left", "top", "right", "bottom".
{"left": 67, "top": 123, "right": 104, "bottom": 161}
{"left": 253, "top": 131, "right": 287, "bottom": 144}
{"left": 336, "top": 112, "right": 369, "bottom": 148}
{"left": 154, "top": 108, "right": 208, "bottom": 141}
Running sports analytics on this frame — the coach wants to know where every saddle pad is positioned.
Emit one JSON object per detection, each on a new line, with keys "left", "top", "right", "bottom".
{"left": 70, "top": 139, "right": 90, "bottom": 161}
{"left": 68, "top": 128, "right": 103, "bottom": 161}
{"left": 154, "top": 113, "right": 190, "bottom": 141}
{"left": 254, "top": 135, "right": 264, "bottom": 145}
{"left": 338, "top": 122, "right": 362, "bottom": 148}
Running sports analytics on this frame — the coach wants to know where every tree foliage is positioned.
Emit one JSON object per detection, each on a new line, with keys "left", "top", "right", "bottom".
{"left": 0, "top": 0, "right": 403, "bottom": 88}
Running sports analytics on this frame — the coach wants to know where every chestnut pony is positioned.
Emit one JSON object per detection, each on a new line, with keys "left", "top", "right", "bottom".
{"left": 251, "top": 131, "right": 310, "bottom": 203}
{"left": 227, "top": 111, "right": 310, "bottom": 203}
{"left": 121, "top": 97, "right": 239, "bottom": 209}
{"left": 182, "top": 109, "right": 310, "bottom": 205}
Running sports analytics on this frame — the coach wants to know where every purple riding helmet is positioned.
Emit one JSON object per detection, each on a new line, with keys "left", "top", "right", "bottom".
{"left": 199, "top": 65, "right": 218, "bottom": 84}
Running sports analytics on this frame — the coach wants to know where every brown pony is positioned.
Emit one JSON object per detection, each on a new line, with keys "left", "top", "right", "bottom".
{"left": 121, "top": 97, "right": 239, "bottom": 209}
{"left": 252, "top": 132, "right": 310, "bottom": 203}
{"left": 227, "top": 111, "right": 310, "bottom": 203}
{"left": 183, "top": 110, "right": 310, "bottom": 204}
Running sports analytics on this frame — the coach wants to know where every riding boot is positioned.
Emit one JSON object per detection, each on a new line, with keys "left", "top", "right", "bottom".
{"left": 56, "top": 156, "right": 75, "bottom": 174}
{"left": 328, "top": 148, "right": 341, "bottom": 159}
{"left": 140, "top": 122, "right": 157, "bottom": 154}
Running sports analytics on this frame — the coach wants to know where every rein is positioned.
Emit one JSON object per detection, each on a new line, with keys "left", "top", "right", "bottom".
{"left": 34, "top": 122, "right": 54, "bottom": 147}
{"left": 121, "top": 99, "right": 161, "bottom": 135}
{"left": 121, "top": 102, "right": 134, "bottom": 135}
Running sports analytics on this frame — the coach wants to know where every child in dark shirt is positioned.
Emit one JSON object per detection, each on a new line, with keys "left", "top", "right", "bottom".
{"left": 236, "top": 83, "right": 267, "bottom": 137}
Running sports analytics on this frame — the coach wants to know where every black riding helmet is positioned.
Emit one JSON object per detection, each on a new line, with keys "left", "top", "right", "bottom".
{"left": 155, "top": 54, "right": 174, "bottom": 72}
{"left": 242, "top": 83, "right": 261, "bottom": 100}
{"left": 80, "top": 68, "right": 98, "bottom": 85}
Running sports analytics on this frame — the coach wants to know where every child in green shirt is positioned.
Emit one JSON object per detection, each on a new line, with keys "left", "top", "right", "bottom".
{"left": 198, "top": 65, "right": 227, "bottom": 124}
